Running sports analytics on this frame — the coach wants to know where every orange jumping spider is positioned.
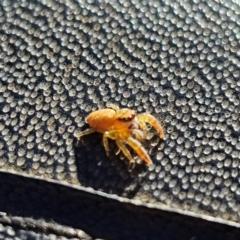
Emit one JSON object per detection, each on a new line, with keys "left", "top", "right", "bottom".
{"left": 74, "top": 104, "right": 164, "bottom": 166}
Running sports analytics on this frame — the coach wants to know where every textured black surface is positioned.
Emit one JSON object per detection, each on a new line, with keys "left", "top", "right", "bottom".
{"left": 1, "top": 0, "right": 240, "bottom": 238}
{"left": 0, "top": 171, "right": 239, "bottom": 240}
{"left": 0, "top": 222, "right": 83, "bottom": 240}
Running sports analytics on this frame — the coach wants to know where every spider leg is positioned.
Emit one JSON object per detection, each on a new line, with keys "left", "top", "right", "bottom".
{"left": 131, "top": 128, "right": 146, "bottom": 141}
{"left": 137, "top": 113, "right": 164, "bottom": 139}
{"left": 126, "top": 136, "right": 153, "bottom": 165}
{"left": 115, "top": 139, "right": 135, "bottom": 164}
{"left": 103, "top": 131, "right": 117, "bottom": 156}
{"left": 102, "top": 131, "right": 111, "bottom": 156}
{"left": 74, "top": 128, "right": 96, "bottom": 139}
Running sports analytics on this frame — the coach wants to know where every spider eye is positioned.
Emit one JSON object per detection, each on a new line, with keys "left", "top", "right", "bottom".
{"left": 119, "top": 117, "right": 132, "bottom": 122}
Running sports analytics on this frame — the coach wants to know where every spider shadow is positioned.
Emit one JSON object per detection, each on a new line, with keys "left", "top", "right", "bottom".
{"left": 74, "top": 132, "right": 151, "bottom": 198}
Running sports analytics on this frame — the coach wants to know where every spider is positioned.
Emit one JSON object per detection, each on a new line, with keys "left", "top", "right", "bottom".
{"left": 74, "top": 104, "right": 164, "bottom": 166}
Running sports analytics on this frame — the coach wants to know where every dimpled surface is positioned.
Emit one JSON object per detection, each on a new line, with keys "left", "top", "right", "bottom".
{"left": 0, "top": 171, "right": 239, "bottom": 240}
{"left": 0, "top": 0, "right": 240, "bottom": 231}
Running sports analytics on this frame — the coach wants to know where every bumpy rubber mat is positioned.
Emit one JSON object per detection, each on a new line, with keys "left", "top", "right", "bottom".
{"left": 0, "top": 171, "right": 239, "bottom": 240}
{"left": 1, "top": 0, "right": 240, "bottom": 239}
